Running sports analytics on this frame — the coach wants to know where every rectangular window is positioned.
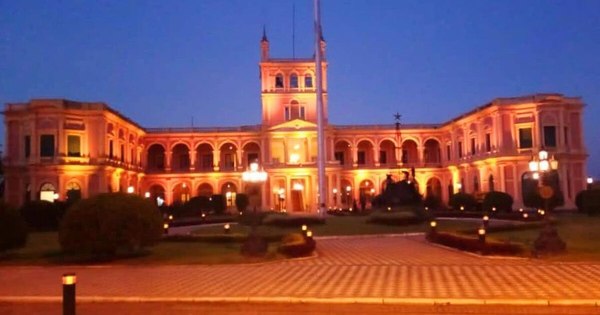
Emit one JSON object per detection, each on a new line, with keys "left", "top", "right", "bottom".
{"left": 564, "top": 127, "right": 569, "bottom": 147}
{"left": 357, "top": 151, "right": 366, "bottom": 165}
{"left": 304, "top": 75, "right": 313, "bottom": 88}
{"left": 202, "top": 154, "right": 213, "bottom": 170}
{"left": 284, "top": 108, "right": 290, "bottom": 121}
{"left": 109, "top": 140, "right": 114, "bottom": 158}
{"left": 470, "top": 138, "right": 476, "bottom": 155}
{"left": 446, "top": 144, "right": 451, "bottom": 160}
{"left": 120, "top": 144, "right": 125, "bottom": 162}
{"left": 544, "top": 126, "right": 557, "bottom": 147}
{"left": 485, "top": 133, "right": 491, "bottom": 152}
{"left": 24, "top": 135, "right": 31, "bottom": 158}
{"left": 223, "top": 154, "right": 234, "bottom": 169}
{"left": 457, "top": 141, "right": 463, "bottom": 158}
{"left": 40, "top": 135, "right": 55, "bottom": 157}
{"left": 131, "top": 148, "right": 136, "bottom": 164}
{"left": 401, "top": 149, "right": 408, "bottom": 163}
{"left": 335, "top": 152, "right": 344, "bottom": 165}
{"left": 290, "top": 75, "right": 298, "bottom": 88}
{"left": 379, "top": 151, "right": 387, "bottom": 164}
{"left": 518, "top": 128, "right": 533, "bottom": 149}
{"left": 300, "top": 107, "right": 305, "bottom": 120}
{"left": 67, "top": 135, "right": 81, "bottom": 157}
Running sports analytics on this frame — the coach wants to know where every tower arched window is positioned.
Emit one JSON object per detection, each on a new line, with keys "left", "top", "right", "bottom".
{"left": 304, "top": 74, "right": 313, "bottom": 88}
{"left": 285, "top": 100, "right": 305, "bottom": 121}
{"left": 275, "top": 74, "right": 284, "bottom": 89}
{"left": 290, "top": 74, "right": 298, "bottom": 89}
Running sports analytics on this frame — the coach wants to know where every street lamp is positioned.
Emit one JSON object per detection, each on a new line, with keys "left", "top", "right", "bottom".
{"left": 528, "top": 149, "right": 565, "bottom": 255}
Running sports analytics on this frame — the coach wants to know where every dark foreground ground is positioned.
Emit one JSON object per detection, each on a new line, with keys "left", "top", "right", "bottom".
{"left": 1, "top": 302, "right": 600, "bottom": 315}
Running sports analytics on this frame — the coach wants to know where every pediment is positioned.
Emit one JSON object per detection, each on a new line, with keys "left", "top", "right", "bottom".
{"left": 269, "top": 119, "right": 317, "bottom": 131}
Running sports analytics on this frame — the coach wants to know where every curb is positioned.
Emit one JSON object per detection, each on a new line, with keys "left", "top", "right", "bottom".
{"left": 1, "top": 296, "right": 598, "bottom": 306}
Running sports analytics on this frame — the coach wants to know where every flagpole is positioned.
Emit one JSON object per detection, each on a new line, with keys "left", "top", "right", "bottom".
{"left": 314, "top": 0, "right": 326, "bottom": 216}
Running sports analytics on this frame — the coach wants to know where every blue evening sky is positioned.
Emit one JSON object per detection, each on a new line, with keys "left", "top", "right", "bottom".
{"left": 1, "top": 0, "right": 599, "bottom": 177}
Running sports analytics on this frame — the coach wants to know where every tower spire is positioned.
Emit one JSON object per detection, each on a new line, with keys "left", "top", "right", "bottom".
{"left": 260, "top": 25, "right": 270, "bottom": 61}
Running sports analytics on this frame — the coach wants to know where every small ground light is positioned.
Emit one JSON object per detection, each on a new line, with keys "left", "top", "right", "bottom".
{"left": 478, "top": 227, "right": 486, "bottom": 243}
{"left": 201, "top": 213, "right": 206, "bottom": 218}
{"left": 460, "top": 206, "right": 464, "bottom": 211}
{"left": 168, "top": 215, "right": 173, "bottom": 221}
{"left": 424, "top": 207, "right": 429, "bottom": 211}
{"left": 224, "top": 223, "right": 231, "bottom": 233}
{"left": 492, "top": 207, "right": 497, "bottom": 212}
{"left": 163, "top": 223, "right": 169, "bottom": 234}
{"left": 519, "top": 208, "right": 523, "bottom": 212}
{"left": 523, "top": 213, "right": 529, "bottom": 219}
{"left": 483, "top": 215, "right": 489, "bottom": 228}
{"left": 144, "top": 192, "right": 150, "bottom": 198}
{"left": 429, "top": 221, "right": 437, "bottom": 234}
{"left": 540, "top": 210, "right": 545, "bottom": 216}
{"left": 387, "top": 206, "right": 391, "bottom": 211}
{"left": 239, "top": 211, "right": 243, "bottom": 216}
{"left": 301, "top": 224, "right": 307, "bottom": 231}
{"left": 306, "top": 230, "right": 313, "bottom": 238}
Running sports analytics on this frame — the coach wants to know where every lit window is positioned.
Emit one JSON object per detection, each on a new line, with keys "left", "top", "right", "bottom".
{"left": 40, "top": 135, "right": 55, "bottom": 157}
{"left": 457, "top": 141, "right": 463, "bottom": 158}
{"left": 485, "top": 133, "right": 491, "bottom": 152}
{"left": 67, "top": 135, "right": 81, "bottom": 157}
{"left": 470, "top": 138, "right": 476, "bottom": 155}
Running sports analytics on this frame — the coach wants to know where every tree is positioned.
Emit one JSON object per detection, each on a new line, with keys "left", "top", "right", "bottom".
{"left": 0, "top": 201, "right": 28, "bottom": 254}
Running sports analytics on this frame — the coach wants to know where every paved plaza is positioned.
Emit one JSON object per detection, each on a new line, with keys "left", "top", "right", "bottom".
{"left": 1, "top": 234, "right": 600, "bottom": 313}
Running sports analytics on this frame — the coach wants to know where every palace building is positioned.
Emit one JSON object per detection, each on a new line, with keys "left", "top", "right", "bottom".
{"left": 2, "top": 33, "right": 589, "bottom": 211}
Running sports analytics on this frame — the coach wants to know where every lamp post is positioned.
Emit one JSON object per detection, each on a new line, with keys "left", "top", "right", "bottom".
{"left": 528, "top": 149, "right": 566, "bottom": 255}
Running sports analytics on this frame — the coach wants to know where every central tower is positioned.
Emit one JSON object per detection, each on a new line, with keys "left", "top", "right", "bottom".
{"left": 259, "top": 30, "right": 328, "bottom": 127}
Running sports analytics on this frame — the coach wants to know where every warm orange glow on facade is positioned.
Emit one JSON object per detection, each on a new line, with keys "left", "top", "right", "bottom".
{"left": 2, "top": 35, "right": 588, "bottom": 212}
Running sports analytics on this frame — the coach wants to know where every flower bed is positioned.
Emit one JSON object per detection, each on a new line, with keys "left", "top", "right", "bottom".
{"left": 427, "top": 231, "right": 526, "bottom": 256}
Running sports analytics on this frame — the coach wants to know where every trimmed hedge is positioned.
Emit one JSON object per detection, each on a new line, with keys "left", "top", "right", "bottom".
{"left": 20, "top": 200, "right": 67, "bottom": 231}
{"left": 59, "top": 193, "right": 163, "bottom": 260}
{"left": 0, "top": 202, "right": 28, "bottom": 254}
{"left": 575, "top": 189, "right": 600, "bottom": 216}
{"left": 164, "top": 233, "right": 282, "bottom": 243}
{"left": 263, "top": 215, "right": 325, "bottom": 228}
{"left": 427, "top": 231, "right": 525, "bottom": 256}
{"left": 278, "top": 233, "right": 316, "bottom": 258}
{"left": 367, "top": 211, "right": 423, "bottom": 226}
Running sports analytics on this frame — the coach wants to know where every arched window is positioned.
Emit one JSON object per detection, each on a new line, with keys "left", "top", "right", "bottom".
{"left": 66, "top": 182, "right": 82, "bottom": 202}
{"left": 473, "top": 176, "right": 479, "bottom": 192}
{"left": 285, "top": 100, "right": 304, "bottom": 121}
{"left": 275, "top": 74, "right": 284, "bottom": 89}
{"left": 40, "top": 183, "right": 56, "bottom": 202}
{"left": 290, "top": 74, "right": 298, "bottom": 89}
{"left": 488, "top": 174, "right": 495, "bottom": 191}
{"left": 304, "top": 74, "right": 313, "bottom": 88}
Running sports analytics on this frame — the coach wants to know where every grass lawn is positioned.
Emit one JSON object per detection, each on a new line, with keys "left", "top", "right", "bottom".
{"left": 486, "top": 213, "right": 600, "bottom": 261}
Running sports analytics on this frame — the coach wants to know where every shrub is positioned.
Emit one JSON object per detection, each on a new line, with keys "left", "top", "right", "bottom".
{"left": 367, "top": 211, "right": 422, "bottom": 226}
{"left": 523, "top": 190, "right": 564, "bottom": 211}
{"left": 20, "top": 200, "right": 66, "bottom": 231}
{"left": 59, "top": 193, "right": 163, "bottom": 260}
{"left": 263, "top": 215, "right": 325, "bottom": 228}
{"left": 0, "top": 202, "right": 28, "bottom": 254}
{"left": 427, "top": 232, "right": 525, "bottom": 256}
{"left": 448, "top": 193, "right": 477, "bottom": 211}
{"left": 211, "top": 194, "right": 226, "bottom": 215}
{"left": 278, "top": 233, "right": 316, "bottom": 258}
{"left": 482, "top": 191, "right": 513, "bottom": 213}
{"left": 235, "top": 193, "right": 249, "bottom": 212}
{"left": 577, "top": 189, "right": 600, "bottom": 216}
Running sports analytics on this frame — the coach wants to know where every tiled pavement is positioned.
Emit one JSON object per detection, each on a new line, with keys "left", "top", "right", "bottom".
{"left": 1, "top": 235, "right": 600, "bottom": 304}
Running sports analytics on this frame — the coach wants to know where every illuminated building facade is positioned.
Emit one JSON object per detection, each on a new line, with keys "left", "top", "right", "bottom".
{"left": 3, "top": 34, "right": 588, "bottom": 211}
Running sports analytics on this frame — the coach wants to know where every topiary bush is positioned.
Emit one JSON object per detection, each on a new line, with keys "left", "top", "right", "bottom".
{"left": 0, "top": 201, "right": 28, "bottom": 255}
{"left": 423, "top": 195, "right": 442, "bottom": 210}
{"left": 278, "top": 233, "right": 316, "bottom": 258}
{"left": 448, "top": 193, "right": 477, "bottom": 211}
{"left": 59, "top": 193, "right": 163, "bottom": 260}
{"left": 19, "top": 200, "right": 66, "bottom": 231}
{"left": 482, "top": 191, "right": 513, "bottom": 213}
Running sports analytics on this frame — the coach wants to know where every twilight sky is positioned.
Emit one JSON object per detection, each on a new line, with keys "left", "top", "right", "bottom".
{"left": 1, "top": 0, "right": 599, "bottom": 177}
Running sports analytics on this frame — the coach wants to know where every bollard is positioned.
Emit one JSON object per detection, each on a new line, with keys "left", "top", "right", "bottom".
{"left": 163, "top": 222, "right": 169, "bottom": 235}
{"left": 224, "top": 223, "right": 231, "bottom": 234}
{"left": 478, "top": 227, "right": 486, "bottom": 243}
{"left": 301, "top": 224, "right": 308, "bottom": 236}
{"left": 62, "top": 273, "right": 76, "bottom": 315}
{"left": 429, "top": 221, "right": 437, "bottom": 235}
{"left": 482, "top": 215, "right": 489, "bottom": 228}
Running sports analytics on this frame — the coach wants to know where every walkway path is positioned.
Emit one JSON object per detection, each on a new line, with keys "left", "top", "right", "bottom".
{"left": 1, "top": 235, "right": 599, "bottom": 305}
